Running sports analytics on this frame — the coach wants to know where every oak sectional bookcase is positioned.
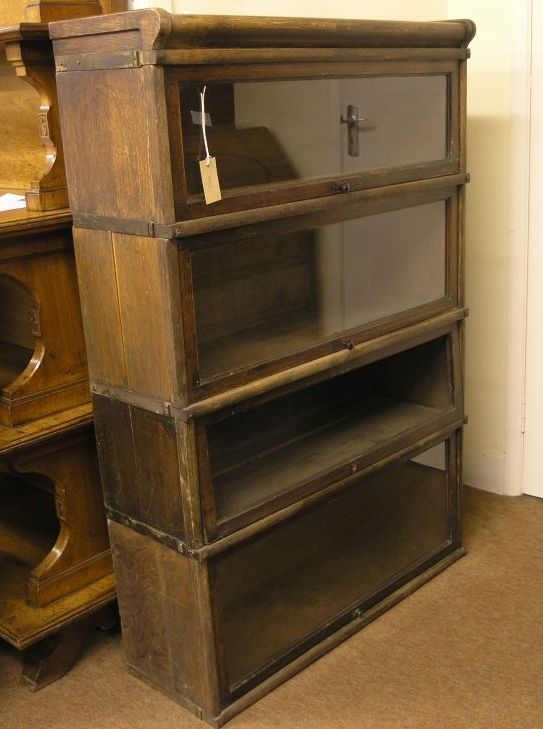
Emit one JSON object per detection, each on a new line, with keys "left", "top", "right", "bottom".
{"left": 50, "top": 10, "right": 474, "bottom": 725}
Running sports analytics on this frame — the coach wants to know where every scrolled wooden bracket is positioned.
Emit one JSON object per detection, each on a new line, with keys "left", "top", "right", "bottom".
{"left": 7, "top": 429, "right": 113, "bottom": 608}
{"left": 4, "top": 35, "right": 69, "bottom": 211}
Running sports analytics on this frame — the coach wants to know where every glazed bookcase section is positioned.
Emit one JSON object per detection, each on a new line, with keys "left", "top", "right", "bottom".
{"left": 187, "top": 197, "right": 453, "bottom": 389}
{"left": 108, "top": 429, "right": 462, "bottom": 718}
{"left": 214, "top": 435, "right": 457, "bottom": 696}
{"left": 171, "top": 70, "right": 457, "bottom": 218}
{"left": 49, "top": 11, "right": 474, "bottom": 229}
{"left": 198, "top": 332, "right": 461, "bottom": 540}
{"left": 181, "top": 182, "right": 462, "bottom": 399}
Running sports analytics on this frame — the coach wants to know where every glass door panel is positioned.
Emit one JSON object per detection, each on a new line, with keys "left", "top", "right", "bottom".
{"left": 180, "top": 75, "right": 448, "bottom": 197}
{"left": 191, "top": 201, "right": 447, "bottom": 382}
{"left": 214, "top": 439, "right": 451, "bottom": 692}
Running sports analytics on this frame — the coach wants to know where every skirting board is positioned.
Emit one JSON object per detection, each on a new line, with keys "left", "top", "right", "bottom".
{"left": 463, "top": 446, "right": 508, "bottom": 495}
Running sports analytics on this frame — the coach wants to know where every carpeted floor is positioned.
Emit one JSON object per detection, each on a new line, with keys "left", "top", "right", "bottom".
{"left": 1, "top": 486, "right": 542, "bottom": 729}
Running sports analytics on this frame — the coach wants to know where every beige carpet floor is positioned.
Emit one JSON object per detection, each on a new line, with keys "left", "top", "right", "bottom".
{"left": 1, "top": 486, "right": 542, "bottom": 729}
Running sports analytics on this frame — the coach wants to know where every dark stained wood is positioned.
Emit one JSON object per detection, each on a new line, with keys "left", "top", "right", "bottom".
{"left": 213, "top": 456, "right": 453, "bottom": 690}
{"left": 192, "top": 422, "right": 465, "bottom": 565}
{"left": 214, "top": 545, "right": 466, "bottom": 728}
{"left": 93, "top": 395, "right": 185, "bottom": 540}
{"left": 199, "top": 334, "right": 459, "bottom": 539}
{"left": 21, "top": 604, "right": 115, "bottom": 691}
{"left": 152, "top": 47, "right": 470, "bottom": 67}
{"left": 110, "top": 233, "right": 183, "bottom": 401}
{"left": 72, "top": 227, "right": 127, "bottom": 387}
{"left": 108, "top": 520, "right": 211, "bottom": 714}
{"left": 175, "top": 174, "right": 467, "bottom": 239}
{"left": 49, "top": 11, "right": 476, "bottom": 53}
{"left": 183, "top": 309, "right": 466, "bottom": 420}
{"left": 51, "top": 11, "right": 473, "bottom": 724}
{"left": 56, "top": 66, "right": 175, "bottom": 222}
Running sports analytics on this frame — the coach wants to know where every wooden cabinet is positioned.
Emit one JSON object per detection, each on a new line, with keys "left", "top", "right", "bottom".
{"left": 0, "top": 9, "right": 121, "bottom": 689}
{"left": 51, "top": 9, "right": 474, "bottom": 725}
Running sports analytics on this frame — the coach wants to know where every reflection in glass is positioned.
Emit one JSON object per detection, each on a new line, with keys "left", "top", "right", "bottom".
{"left": 214, "top": 441, "right": 449, "bottom": 689}
{"left": 192, "top": 202, "right": 446, "bottom": 380}
{"left": 180, "top": 76, "right": 448, "bottom": 195}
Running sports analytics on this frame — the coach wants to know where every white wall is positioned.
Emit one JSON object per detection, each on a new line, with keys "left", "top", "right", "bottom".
{"left": 448, "top": 0, "right": 529, "bottom": 495}
{"left": 130, "top": 0, "right": 529, "bottom": 495}
{"left": 523, "top": 1, "right": 543, "bottom": 498}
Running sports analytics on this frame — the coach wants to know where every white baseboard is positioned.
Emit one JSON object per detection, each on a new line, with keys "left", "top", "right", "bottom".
{"left": 463, "top": 447, "right": 508, "bottom": 495}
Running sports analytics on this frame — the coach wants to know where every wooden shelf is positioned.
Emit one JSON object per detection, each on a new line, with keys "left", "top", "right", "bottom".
{"left": 0, "top": 477, "right": 114, "bottom": 649}
{"left": 0, "top": 403, "right": 92, "bottom": 456}
{"left": 199, "top": 311, "right": 319, "bottom": 382}
{"left": 214, "top": 395, "right": 442, "bottom": 524}
{"left": 0, "top": 206, "right": 71, "bottom": 239}
{"left": 0, "top": 562, "right": 115, "bottom": 650}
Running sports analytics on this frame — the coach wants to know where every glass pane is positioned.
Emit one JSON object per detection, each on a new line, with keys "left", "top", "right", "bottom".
{"left": 180, "top": 76, "right": 448, "bottom": 195}
{"left": 215, "top": 441, "right": 450, "bottom": 689}
{"left": 207, "top": 338, "right": 451, "bottom": 528}
{"left": 192, "top": 202, "right": 446, "bottom": 381}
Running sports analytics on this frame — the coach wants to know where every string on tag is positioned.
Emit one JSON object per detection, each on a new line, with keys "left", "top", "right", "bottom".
{"left": 200, "top": 86, "right": 211, "bottom": 167}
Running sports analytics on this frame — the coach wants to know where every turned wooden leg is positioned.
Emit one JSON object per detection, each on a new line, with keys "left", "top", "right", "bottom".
{"left": 8, "top": 428, "right": 112, "bottom": 607}
{"left": 21, "top": 605, "right": 116, "bottom": 691}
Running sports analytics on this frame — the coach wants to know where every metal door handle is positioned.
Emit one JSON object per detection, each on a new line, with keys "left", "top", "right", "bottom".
{"left": 340, "top": 104, "right": 372, "bottom": 157}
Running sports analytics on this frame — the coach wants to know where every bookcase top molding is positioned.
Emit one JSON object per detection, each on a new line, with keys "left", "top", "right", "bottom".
{"left": 49, "top": 9, "right": 476, "bottom": 53}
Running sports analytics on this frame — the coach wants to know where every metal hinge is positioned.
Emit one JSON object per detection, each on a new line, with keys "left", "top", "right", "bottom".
{"left": 131, "top": 51, "right": 143, "bottom": 68}
{"left": 56, "top": 50, "right": 145, "bottom": 73}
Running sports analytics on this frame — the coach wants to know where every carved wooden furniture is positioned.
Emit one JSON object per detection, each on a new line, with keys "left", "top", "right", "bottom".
{"left": 51, "top": 9, "right": 474, "bottom": 724}
{"left": 0, "top": 4, "right": 122, "bottom": 689}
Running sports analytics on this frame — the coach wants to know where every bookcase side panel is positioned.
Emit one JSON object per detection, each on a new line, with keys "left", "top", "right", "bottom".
{"left": 56, "top": 65, "right": 175, "bottom": 223}
{"left": 93, "top": 396, "right": 186, "bottom": 540}
{"left": 110, "top": 232, "right": 187, "bottom": 404}
{"left": 74, "top": 227, "right": 188, "bottom": 404}
{"left": 73, "top": 226, "right": 128, "bottom": 388}
{"left": 108, "top": 520, "right": 214, "bottom": 717}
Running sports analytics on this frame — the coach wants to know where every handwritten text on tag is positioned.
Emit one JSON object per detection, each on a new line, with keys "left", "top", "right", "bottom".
{"left": 199, "top": 157, "right": 222, "bottom": 204}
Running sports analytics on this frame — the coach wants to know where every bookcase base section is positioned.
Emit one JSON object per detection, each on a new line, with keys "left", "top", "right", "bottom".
{"left": 120, "top": 544, "right": 465, "bottom": 728}
{"left": 109, "top": 432, "right": 463, "bottom": 726}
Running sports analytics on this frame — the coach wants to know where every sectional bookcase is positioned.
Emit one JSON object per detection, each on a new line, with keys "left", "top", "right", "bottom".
{"left": 50, "top": 10, "right": 474, "bottom": 725}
